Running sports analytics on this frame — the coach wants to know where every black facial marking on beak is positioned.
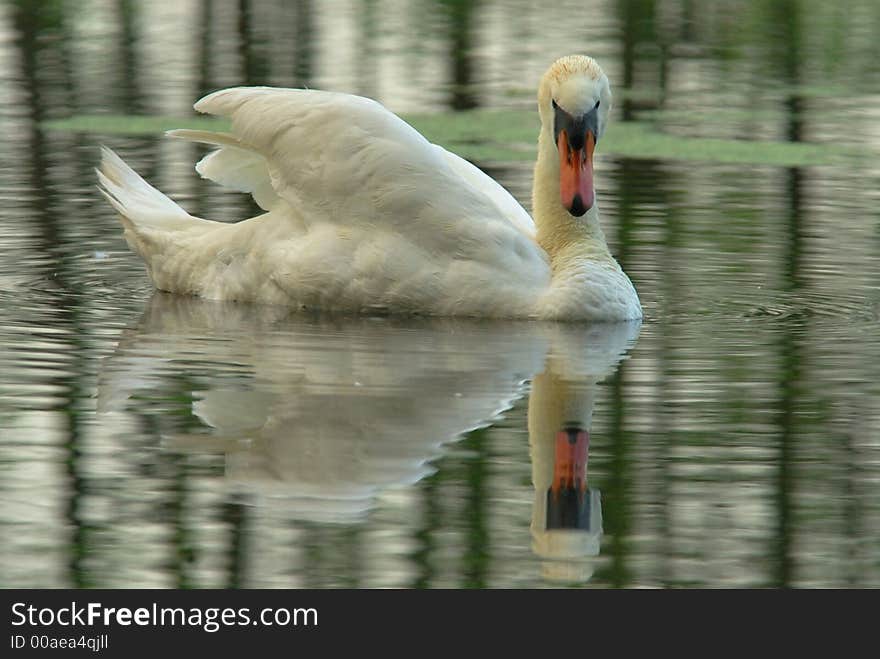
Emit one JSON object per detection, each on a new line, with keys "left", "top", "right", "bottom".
{"left": 553, "top": 99, "right": 600, "bottom": 151}
{"left": 569, "top": 195, "right": 587, "bottom": 217}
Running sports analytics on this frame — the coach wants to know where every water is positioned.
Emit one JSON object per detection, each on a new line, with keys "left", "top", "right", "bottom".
{"left": 1, "top": 0, "right": 879, "bottom": 588}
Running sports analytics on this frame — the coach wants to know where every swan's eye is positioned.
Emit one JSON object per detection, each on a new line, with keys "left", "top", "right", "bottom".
{"left": 552, "top": 99, "right": 559, "bottom": 110}
{"left": 595, "top": 100, "right": 600, "bottom": 109}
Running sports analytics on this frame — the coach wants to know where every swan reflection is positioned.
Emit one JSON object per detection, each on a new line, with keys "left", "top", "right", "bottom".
{"left": 528, "top": 324, "right": 636, "bottom": 581}
{"left": 99, "top": 293, "right": 639, "bottom": 580}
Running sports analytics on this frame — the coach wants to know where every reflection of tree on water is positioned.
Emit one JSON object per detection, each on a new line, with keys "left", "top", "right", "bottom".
{"left": 770, "top": 0, "right": 804, "bottom": 588}
{"left": 292, "top": 0, "right": 315, "bottom": 88}
{"left": 195, "top": 0, "right": 215, "bottom": 100}
{"left": 116, "top": 0, "right": 147, "bottom": 115}
{"left": 615, "top": 0, "right": 669, "bottom": 121}
{"left": 237, "top": 0, "right": 269, "bottom": 86}
{"left": 222, "top": 492, "right": 251, "bottom": 589}
{"left": 442, "top": 0, "right": 479, "bottom": 110}
{"left": 10, "top": 0, "right": 92, "bottom": 588}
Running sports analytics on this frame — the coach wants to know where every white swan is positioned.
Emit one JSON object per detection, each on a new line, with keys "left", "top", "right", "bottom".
{"left": 97, "top": 55, "right": 641, "bottom": 321}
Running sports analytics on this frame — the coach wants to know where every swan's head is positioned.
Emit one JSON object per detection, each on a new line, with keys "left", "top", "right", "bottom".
{"left": 538, "top": 55, "right": 612, "bottom": 217}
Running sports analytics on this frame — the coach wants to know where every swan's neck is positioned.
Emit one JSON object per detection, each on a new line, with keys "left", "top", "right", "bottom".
{"left": 532, "top": 131, "right": 613, "bottom": 270}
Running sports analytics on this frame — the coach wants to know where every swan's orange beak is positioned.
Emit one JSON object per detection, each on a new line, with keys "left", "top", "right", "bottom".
{"left": 558, "top": 129, "right": 595, "bottom": 217}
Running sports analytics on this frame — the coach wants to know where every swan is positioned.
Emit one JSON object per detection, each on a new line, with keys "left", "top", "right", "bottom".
{"left": 97, "top": 55, "right": 641, "bottom": 321}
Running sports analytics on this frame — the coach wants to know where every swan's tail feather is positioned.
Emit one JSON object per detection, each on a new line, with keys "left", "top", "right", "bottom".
{"left": 96, "top": 146, "right": 207, "bottom": 233}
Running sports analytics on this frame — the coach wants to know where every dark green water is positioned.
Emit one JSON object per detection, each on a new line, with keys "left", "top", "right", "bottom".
{"left": 1, "top": 0, "right": 879, "bottom": 588}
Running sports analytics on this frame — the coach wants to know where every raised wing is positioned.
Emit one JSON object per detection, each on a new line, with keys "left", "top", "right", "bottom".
{"left": 182, "top": 87, "right": 542, "bottom": 260}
